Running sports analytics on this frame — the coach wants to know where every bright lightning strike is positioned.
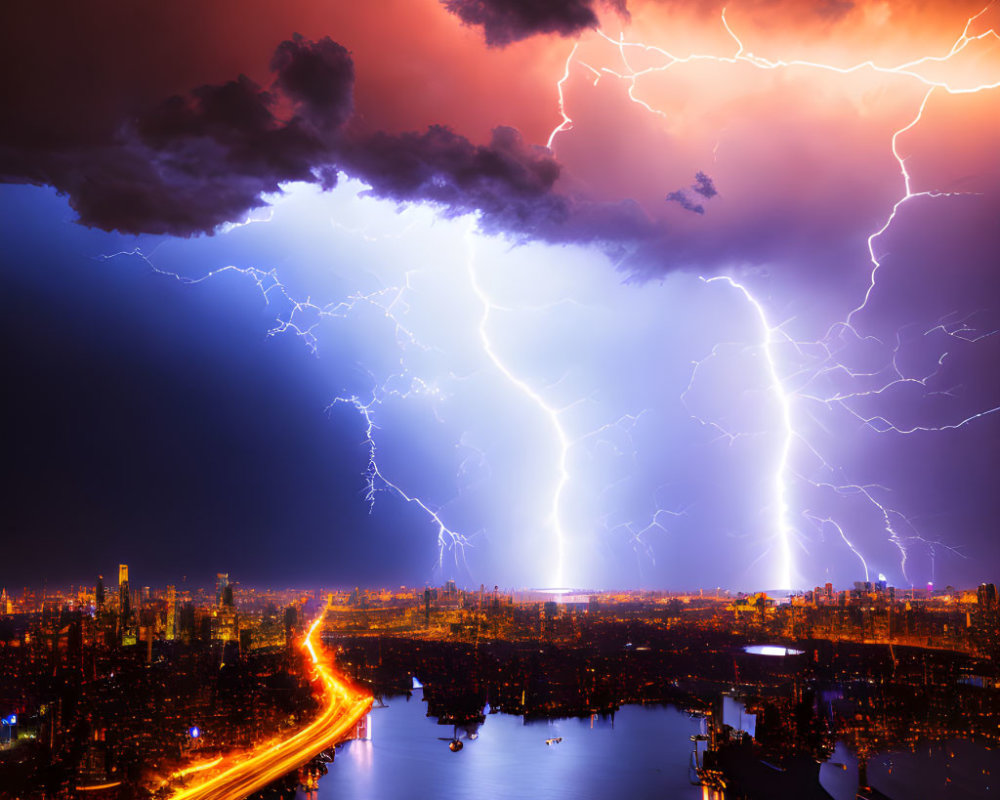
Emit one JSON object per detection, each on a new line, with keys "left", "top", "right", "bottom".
{"left": 548, "top": 4, "right": 1000, "bottom": 587}
{"left": 104, "top": 211, "right": 688, "bottom": 591}
{"left": 701, "top": 275, "right": 796, "bottom": 590}
{"left": 464, "top": 228, "right": 572, "bottom": 588}
{"left": 100, "top": 243, "right": 473, "bottom": 574}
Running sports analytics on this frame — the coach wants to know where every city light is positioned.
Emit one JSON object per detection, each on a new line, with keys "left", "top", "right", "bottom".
{"left": 165, "top": 604, "right": 372, "bottom": 800}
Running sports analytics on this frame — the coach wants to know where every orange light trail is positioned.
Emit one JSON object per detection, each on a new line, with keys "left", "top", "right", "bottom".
{"left": 165, "top": 604, "right": 371, "bottom": 800}
{"left": 154, "top": 755, "right": 225, "bottom": 791}
{"left": 76, "top": 782, "right": 123, "bottom": 792}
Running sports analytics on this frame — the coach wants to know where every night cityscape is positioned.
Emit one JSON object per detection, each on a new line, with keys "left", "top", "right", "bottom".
{"left": 3, "top": 0, "right": 1000, "bottom": 797}
{"left": 4, "top": 574, "right": 1000, "bottom": 797}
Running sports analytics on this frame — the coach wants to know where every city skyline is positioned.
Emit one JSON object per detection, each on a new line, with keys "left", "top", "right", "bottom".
{"left": 3, "top": 0, "right": 1000, "bottom": 592}
{"left": 6, "top": 561, "right": 998, "bottom": 798}
{"left": 3, "top": 559, "right": 994, "bottom": 601}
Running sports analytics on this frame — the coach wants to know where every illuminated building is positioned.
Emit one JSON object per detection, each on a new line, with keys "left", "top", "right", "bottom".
{"left": 118, "top": 564, "right": 135, "bottom": 645}
{"left": 166, "top": 585, "right": 177, "bottom": 641}
{"left": 215, "top": 583, "right": 237, "bottom": 642}
{"left": 95, "top": 575, "right": 105, "bottom": 611}
{"left": 977, "top": 583, "right": 997, "bottom": 613}
{"left": 216, "top": 573, "right": 229, "bottom": 607}
{"left": 118, "top": 564, "right": 130, "bottom": 618}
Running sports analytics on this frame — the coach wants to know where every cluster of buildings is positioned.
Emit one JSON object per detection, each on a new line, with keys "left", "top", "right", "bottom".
{"left": 325, "top": 583, "right": 1000, "bottom": 800}
{"left": 729, "top": 581, "right": 1000, "bottom": 655}
{"left": 313, "top": 579, "right": 1000, "bottom": 659}
{"left": 0, "top": 567, "right": 324, "bottom": 798}
{"left": 0, "top": 567, "right": 313, "bottom": 657}
{"left": 3, "top": 573, "right": 1000, "bottom": 797}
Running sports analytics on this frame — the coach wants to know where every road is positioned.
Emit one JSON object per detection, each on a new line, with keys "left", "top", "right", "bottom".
{"left": 166, "top": 608, "right": 372, "bottom": 800}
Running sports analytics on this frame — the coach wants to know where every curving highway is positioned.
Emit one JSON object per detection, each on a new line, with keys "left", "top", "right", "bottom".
{"left": 166, "top": 608, "right": 372, "bottom": 800}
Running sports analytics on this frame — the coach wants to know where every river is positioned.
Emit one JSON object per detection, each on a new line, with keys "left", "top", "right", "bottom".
{"left": 282, "top": 687, "right": 1000, "bottom": 800}
{"left": 300, "top": 688, "right": 705, "bottom": 800}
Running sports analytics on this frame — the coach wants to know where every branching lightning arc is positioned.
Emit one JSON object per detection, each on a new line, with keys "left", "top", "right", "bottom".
{"left": 99, "top": 4, "right": 1000, "bottom": 591}
{"left": 545, "top": 4, "right": 1000, "bottom": 588}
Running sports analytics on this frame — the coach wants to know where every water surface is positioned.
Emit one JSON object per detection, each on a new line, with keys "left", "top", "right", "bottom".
{"left": 296, "top": 689, "right": 1000, "bottom": 799}
{"left": 311, "top": 690, "right": 704, "bottom": 800}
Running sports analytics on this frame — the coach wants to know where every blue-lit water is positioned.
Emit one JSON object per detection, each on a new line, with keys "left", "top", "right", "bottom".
{"left": 742, "top": 644, "right": 803, "bottom": 656}
{"left": 307, "top": 691, "right": 705, "bottom": 800}
{"left": 288, "top": 690, "right": 1000, "bottom": 800}
{"left": 819, "top": 740, "right": 999, "bottom": 799}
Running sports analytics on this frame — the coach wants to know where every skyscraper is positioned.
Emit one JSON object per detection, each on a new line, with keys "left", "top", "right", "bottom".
{"left": 978, "top": 583, "right": 998, "bottom": 618}
{"left": 216, "top": 573, "right": 229, "bottom": 607}
{"left": 118, "top": 564, "right": 130, "bottom": 620}
{"left": 95, "top": 576, "right": 105, "bottom": 610}
{"left": 165, "top": 585, "right": 177, "bottom": 641}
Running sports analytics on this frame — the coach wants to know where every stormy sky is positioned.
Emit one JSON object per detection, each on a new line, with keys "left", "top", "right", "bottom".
{"left": 2, "top": 0, "right": 999, "bottom": 591}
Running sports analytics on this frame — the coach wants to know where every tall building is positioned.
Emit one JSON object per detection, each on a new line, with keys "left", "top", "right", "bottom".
{"left": 978, "top": 583, "right": 998, "bottom": 632}
{"left": 165, "top": 585, "right": 177, "bottom": 641}
{"left": 118, "top": 564, "right": 130, "bottom": 620}
{"left": 216, "top": 584, "right": 237, "bottom": 643}
{"left": 95, "top": 576, "right": 105, "bottom": 610}
{"left": 978, "top": 583, "right": 998, "bottom": 612}
{"left": 216, "top": 573, "right": 229, "bottom": 607}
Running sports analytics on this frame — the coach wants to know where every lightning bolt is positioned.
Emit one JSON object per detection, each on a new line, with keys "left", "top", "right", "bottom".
{"left": 547, "top": 5, "right": 1000, "bottom": 587}
{"left": 327, "top": 393, "right": 471, "bottom": 572}
{"left": 700, "top": 275, "right": 796, "bottom": 590}
{"left": 804, "top": 513, "right": 870, "bottom": 583}
{"left": 543, "top": 1, "right": 1000, "bottom": 154}
{"left": 546, "top": 43, "right": 580, "bottom": 151}
{"left": 91, "top": 4, "right": 999, "bottom": 591}
{"left": 463, "top": 229, "right": 572, "bottom": 588}
{"left": 100, "top": 244, "right": 473, "bottom": 574}
{"left": 105, "top": 218, "right": 686, "bottom": 591}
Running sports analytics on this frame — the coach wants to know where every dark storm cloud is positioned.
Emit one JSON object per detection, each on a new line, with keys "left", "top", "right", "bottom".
{"left": 0, "top": 30, "right": 666, "bottom": 253}
{"left": 0, "top": 35, "right": 354, "bottom": 236}
{"left": 269, "top": 35, "right": 356, "bottom": 133}
{"left": 338, "top": 122, "right": 673, "bottom": 261}
{"left": 441, "top": 0, "right": 627, "bottom": 47}
{"left": 338, "top": 125, "right": 567, "bottom": 231}
{"left": 691, "top": 171, "right": 718, "bottom": 199}
{"left": 665, "top": 191, "right": 705, "bottom": 215}
{"left": 665, "top": 172, "right": 718, "bottom": 215}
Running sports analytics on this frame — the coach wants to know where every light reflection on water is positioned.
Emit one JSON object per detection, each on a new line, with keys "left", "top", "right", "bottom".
{"left": 743, "top": 645, "right": 804, "bottom": 656}
{"left": 819, "top": 740, "right": 1000, "bottom": 800}
{"left": 305, "top": 690, "right": 706, "bottom": 800}
{"left": 285, "top": 689, "right": 1000, "bottom": 800}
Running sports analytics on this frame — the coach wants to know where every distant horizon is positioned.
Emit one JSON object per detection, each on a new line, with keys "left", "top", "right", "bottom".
{"left": 4, "top": 576, "right": 991, "bottom": 598}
